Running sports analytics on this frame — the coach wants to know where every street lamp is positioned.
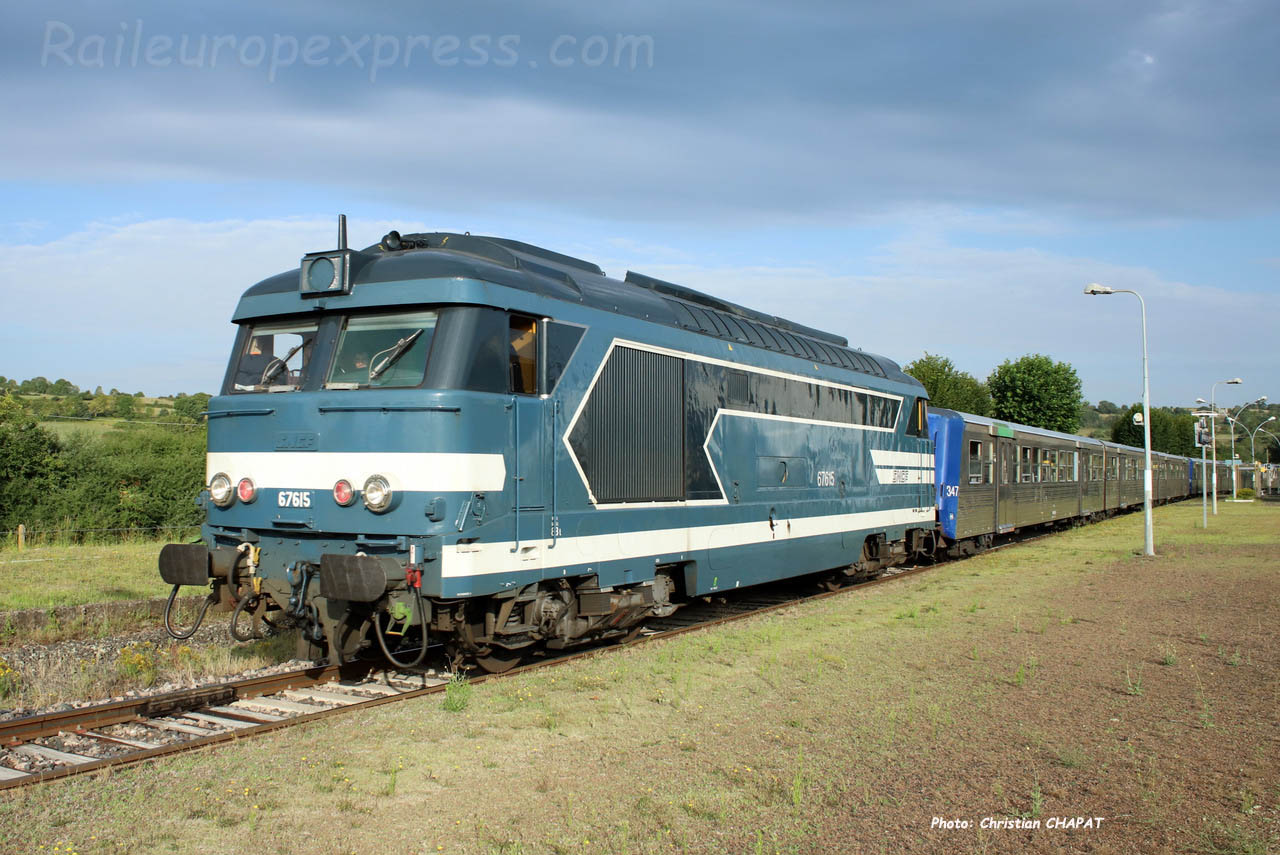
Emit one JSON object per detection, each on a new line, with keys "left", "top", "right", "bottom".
{"left": 1209, "top": 378, "right": 1243, "bottom": 514}
{"left": 1226, "top": 397, "right": 1267, "bottom": 500}
{"left": 1085, "top": 283, "right": 1153, "bottom": 556}
{"left": 1250, "top": 416, "right": 1277, "bottom": 464}
{"left": 1229, "top": 414, "right": 1276, "bottom": 493}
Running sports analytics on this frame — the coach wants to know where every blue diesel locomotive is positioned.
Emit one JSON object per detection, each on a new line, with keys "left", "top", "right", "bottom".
{"left": 159, "top": 222, "right": 938, "bottom": 670}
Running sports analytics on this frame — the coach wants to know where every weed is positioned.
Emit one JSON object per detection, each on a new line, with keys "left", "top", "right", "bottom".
{"left": 384, "top": 756, "right": 404, "bottom": 796}
{"left": 893, "top": 607, "right": 918, "bottom": 620}
{"left": 1226, "top": 649, "right": 1242, "bottom": 667}
{"left": 1158, "top": 643, "right": 1177, "bottom": 667}
{"left": 0, "top": 657, "right": 19, "bottom": 698}
{"left": 790, "top": 750, "right": 805, "bottom": 808}
{"left": 1054, "top": 746, "right": 1087, "bottom": 769}
{"left": 1198, "top": 820, "right": 1272, "bottom": 855}
{"left": 964, "top": 601, "right": 979, "bottom": 614}
{"left": 1123, "top": 665, "right": 1144, "bottom": 696}
{"left": 1010, "top": 658, "right": 1038, "bottom": 687}
{"left": 1239, "top": 789, "right": 1257, "bottom": 816}
{"left": 442, "top": 674, "right": 472, "bottom": 713}
{"left": 117, "top": 643, "right": 160, "bottom": 686}
{"left": 1027, "top": 779, "right": 1044, "bottom": 819}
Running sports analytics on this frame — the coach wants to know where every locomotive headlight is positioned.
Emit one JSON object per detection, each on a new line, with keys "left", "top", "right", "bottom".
{"left": 236, "top": 478, "right": 258, "bottom": 504}
{"left": 333, "top": 479, "right": 356, "bottom": 507}
{"left": 362, "top": 475, "right": 392, "bottom": 512}
{"left": 209, "top": 473, "right": 234, "bottom": 508}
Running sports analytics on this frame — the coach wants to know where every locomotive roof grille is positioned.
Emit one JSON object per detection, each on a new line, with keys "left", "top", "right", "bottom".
{"left": 246, "top": 230, "right": 901, "bottom": 383}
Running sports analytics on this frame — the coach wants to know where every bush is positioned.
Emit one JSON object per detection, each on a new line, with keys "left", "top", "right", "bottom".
{"left": 1238, "top": 488, "right": 1256, "bottom": 500}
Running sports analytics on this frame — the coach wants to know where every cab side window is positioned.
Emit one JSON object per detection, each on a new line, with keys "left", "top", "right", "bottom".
{"left": 509, "top": 315, "right": 539, "bottom": 394}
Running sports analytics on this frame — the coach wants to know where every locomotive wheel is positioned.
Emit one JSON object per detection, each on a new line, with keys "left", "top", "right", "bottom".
{"left": 474, "top": 647, "right": 523, "bottom": 674}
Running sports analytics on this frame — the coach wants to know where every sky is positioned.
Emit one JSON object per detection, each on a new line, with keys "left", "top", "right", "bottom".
{"left": 1, "top": 0, "right": 1276, "bottom": 409}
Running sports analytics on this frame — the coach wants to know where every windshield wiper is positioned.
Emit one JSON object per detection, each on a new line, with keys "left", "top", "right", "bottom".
{"left": 260, "top": 342, "right": 306, "bottom": 384}
{"left": 369, "top": 329, "right": 424, "bottom": 380}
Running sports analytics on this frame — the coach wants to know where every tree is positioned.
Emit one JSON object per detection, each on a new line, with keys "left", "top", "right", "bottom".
{"left": 112, "top": 394, "right": 136, "bottom": 419}
{"left": 87, "top": 394, "right": 114, "bottom": 418}
{"left": 1096, "top": 400, "right": 1120, "bottom": 415}
{"left": 1078, "top": 402, "right": 1103, "bottom": 430}
{"left": 0, "top": 394, "right": 62, "bottom": 531}
{"left": 19, "top": 376, "right": 50, "bottom": 394}
{"left": 903, "top": 353, "right": 992, "bottom": 415}
{"left": 172, "top": 393, "right": 212, "bottom": 423}
{"left": 1111, "top": 405, "right": 1196, "bottom": 456}
{"left": 987, "top": 354, "right": 1083, "bottom": 433}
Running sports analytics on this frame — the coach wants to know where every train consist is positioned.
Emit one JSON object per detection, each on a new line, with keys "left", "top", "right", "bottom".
{"left": 158, "top": 223, "right": 1226, "bottom": 669}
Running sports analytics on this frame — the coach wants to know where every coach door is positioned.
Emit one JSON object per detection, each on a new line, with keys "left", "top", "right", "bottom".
{"left": 996, "top": 439, "right": 1015, "bottom": 533}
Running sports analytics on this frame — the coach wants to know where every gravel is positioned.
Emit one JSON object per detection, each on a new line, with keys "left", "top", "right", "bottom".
{"left": 0, "top": 619, "right": 317, "bottom": 722}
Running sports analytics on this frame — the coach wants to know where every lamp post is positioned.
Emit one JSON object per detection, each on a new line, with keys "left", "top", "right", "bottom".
{"left": 1209, "top": 378, "right": 1243, "bottom": 514}
{"left": 1230, "top": 414, "right": 1276, "bottom": 493}
{"left": 1226, "top": 397, "right": 1267, "bottom": 500}
{"left": 1085, "top": 283, "right": 1153, "bottom": 556}
{"left": 1252, "top": 417, "right": 1277, "bottom": 463}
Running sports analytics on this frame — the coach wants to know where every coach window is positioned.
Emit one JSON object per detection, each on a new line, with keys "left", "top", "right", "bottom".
{"left": 509, "top": 315, "right": 539, "bottom": 394}
{"left": 1019, "top": 446, "right": 1036, "bottom": 483}
{"left": 1107, "top": 456, "right": 1119, "bottom": 481}
{"left": 969, "top": 440, "right": 984, "bottom": 484}
{"left": 1040, "top": 449, "right": 1054, "bottom": 483}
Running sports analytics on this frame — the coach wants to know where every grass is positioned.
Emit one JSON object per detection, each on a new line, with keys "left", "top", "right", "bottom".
{"left": 0, "top": 538, "right": 178, "bottom": 611}
{"left": 0, "top": 501, "right": 1275, "bottom": 854}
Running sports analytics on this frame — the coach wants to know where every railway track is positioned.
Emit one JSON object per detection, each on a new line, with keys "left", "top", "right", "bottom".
{"left": 0, "top": 526, "right": 1058, "bottom": 790}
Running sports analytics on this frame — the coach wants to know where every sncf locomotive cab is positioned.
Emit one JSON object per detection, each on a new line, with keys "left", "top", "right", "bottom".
{"left": 158, "top": 225, "right": 585, "bottom": 669}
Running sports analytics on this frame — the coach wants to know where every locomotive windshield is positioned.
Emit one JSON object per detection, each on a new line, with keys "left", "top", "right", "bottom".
{"left": 326, "top": 310, "right": 438, "bottom": 388}
{"left": 230, "top": 321, "right": 319, "bottom": 392}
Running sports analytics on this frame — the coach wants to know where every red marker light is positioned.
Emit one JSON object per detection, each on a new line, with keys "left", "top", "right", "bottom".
{"left": 236, "top": 478, "right": 257, "bottom": 504}
{"left": 333, "top": 479, "right": 355, "bottom": 506}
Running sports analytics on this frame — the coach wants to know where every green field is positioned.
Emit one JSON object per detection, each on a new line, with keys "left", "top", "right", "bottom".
{"left": 37, "top": 418, "right": 132, "bottom": 440}
{"left": 0, "top": 539, "right": 179, "bottom": 612}
{"left": 3, "top": 501, "right": 1276, "bottom": 854}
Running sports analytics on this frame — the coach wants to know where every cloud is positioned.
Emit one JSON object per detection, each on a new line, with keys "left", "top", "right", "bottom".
{"left": 1, "top": 215, "right": 1274, "bottom": 407}
{"left": 595, "top": 234, "right": 1278, "bottom": 407}
{"left": 0, "top": 216, "right": 423, "bottom": 394}
{"left": 2, "top": 1, "right": 1278, "bottom": 223}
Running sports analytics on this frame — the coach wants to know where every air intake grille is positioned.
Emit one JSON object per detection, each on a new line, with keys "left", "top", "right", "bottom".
{"left": 569, "top": 346, "right": 684, "bottom": 503}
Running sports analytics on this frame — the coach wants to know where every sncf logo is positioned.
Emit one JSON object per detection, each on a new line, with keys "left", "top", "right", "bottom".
{"left": 277, "top": 490, "right": 312, "bottom": 508}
